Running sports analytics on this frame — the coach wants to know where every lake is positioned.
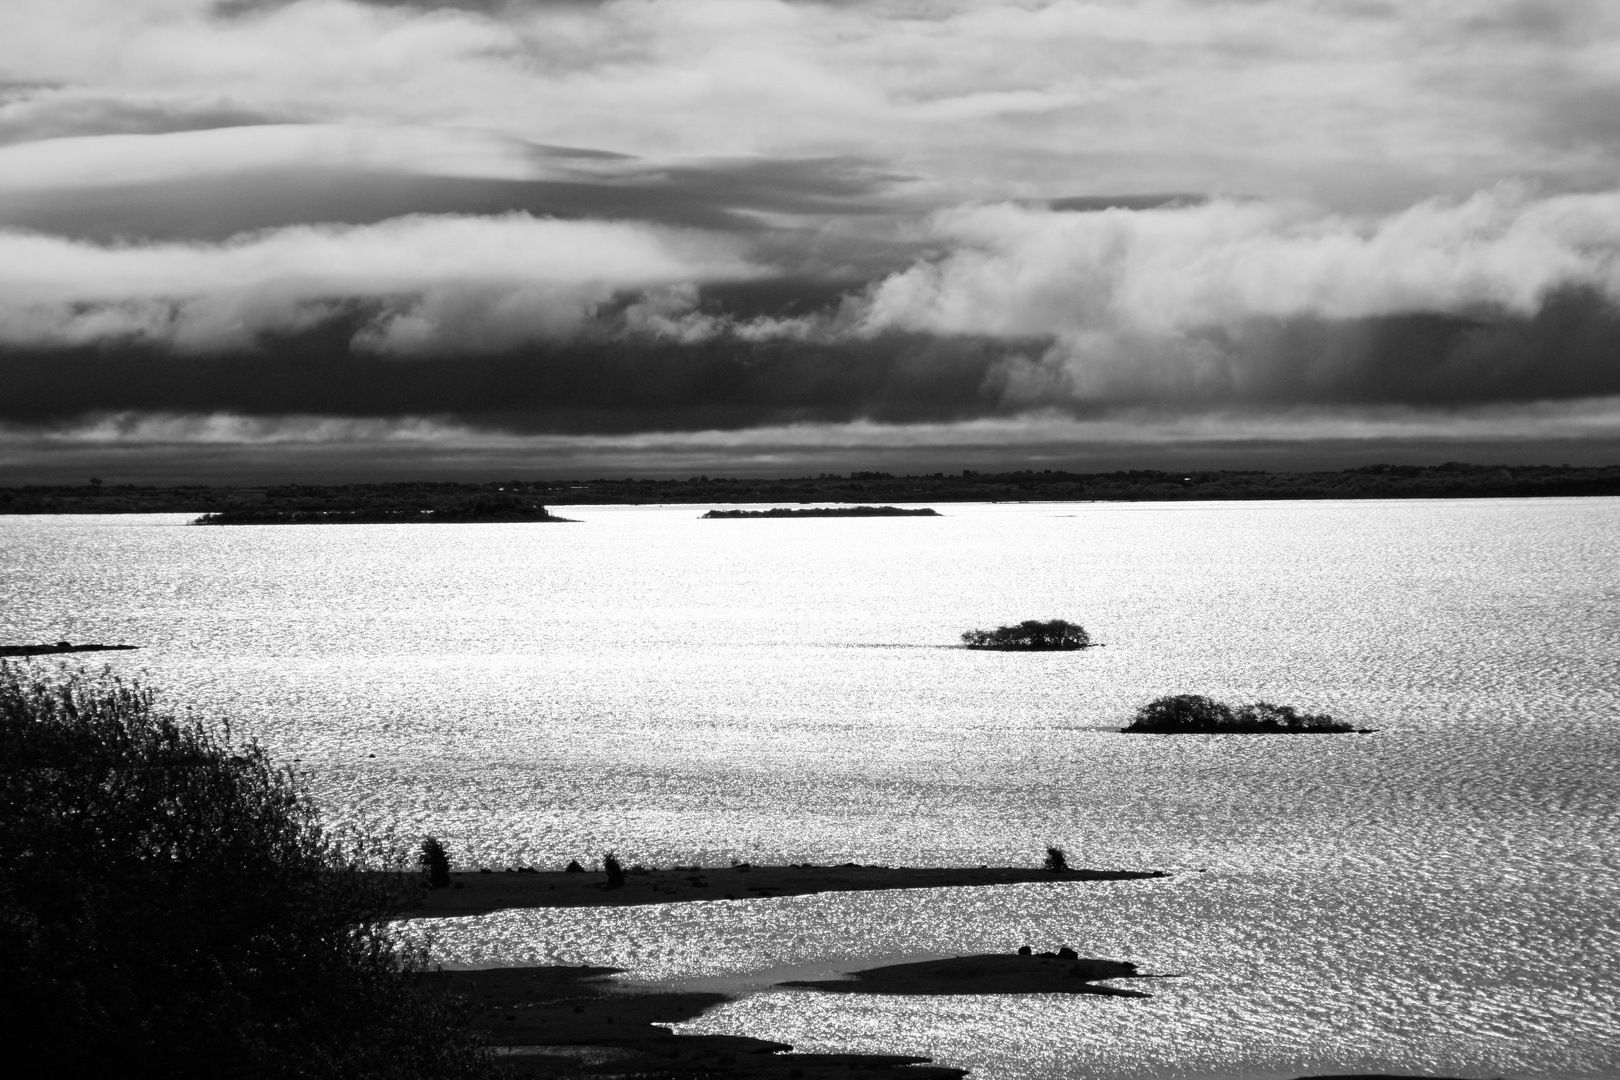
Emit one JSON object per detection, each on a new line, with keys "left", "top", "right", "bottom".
{"left": 2, "top": 499, "right": 1616, "bottom": 1080}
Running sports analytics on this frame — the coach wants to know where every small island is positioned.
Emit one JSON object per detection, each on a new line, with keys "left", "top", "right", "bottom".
{"left": 192, "top": 493, "right": 569, "bottom": 525}
{"left": 0, "top": 642, "right": 138, "bottom": 657}
{"left": 702, "top": 506, "right": 940, "bottom": 518}
{"left": 961, "top": 618, "right": 1095, "bottom": 650}
{"left": 1122, "top": 694, "right": 1370, "bottom": 734}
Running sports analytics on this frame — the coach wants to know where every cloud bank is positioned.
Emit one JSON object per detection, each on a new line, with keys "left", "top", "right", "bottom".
{"left": 2, "top": 186, "right": 1617, "bottom": 431}
{"left": 2, "top": 1, "right": 1619, "bottom": 476}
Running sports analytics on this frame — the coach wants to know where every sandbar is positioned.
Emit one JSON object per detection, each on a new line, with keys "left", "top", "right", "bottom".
{"left": 399, "top": 863, "right": 1168, "bottom": 919}
{"left": 780, "top": 953, "right": 1151, "bottom": 997}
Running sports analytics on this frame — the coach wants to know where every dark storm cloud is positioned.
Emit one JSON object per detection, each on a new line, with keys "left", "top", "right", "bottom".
{"left": 3, "top": 288, "right": 1618, "bottom": 436}
{"left": 0, "top": 326, "right": 1031, "bottom": 433}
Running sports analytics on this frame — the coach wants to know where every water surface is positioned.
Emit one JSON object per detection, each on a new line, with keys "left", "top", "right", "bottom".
{"left": 3, "top": 499, "right": 1615, "bottom": 1079}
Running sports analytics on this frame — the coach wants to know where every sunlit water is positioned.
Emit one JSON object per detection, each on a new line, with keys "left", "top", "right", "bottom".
{"left": 3, "top": 500, "right": 1616, "bottom": 1079}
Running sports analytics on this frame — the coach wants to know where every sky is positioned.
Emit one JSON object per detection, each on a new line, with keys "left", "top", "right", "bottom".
{"left": 3, "top": 0, "right": 1620, "bottom": 482}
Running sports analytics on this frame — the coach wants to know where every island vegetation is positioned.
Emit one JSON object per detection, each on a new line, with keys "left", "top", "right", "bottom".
{"left": 9, "top": 462, "right": 1620, "bottom": 515}
{"left": 192, "top": 492, "right": 568, "bottom": 525}
{"left": 1123, "top": 694, "right": 1367, "bottom": 733}
{"left": 702, "top": 505, "right": 940, "bottom": 518}
{"left": 961, "top": 619, "right": 1093, "bottom": 650}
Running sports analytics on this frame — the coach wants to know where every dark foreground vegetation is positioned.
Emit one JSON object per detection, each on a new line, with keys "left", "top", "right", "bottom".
{"left": 6, "top": 462, "right": 1619, "bottom": 514}
{"left": 0, "top": 662, "right": 491, "bottom": 1080}
{"left": 1123, "top": 694, "right": 1366, "bottom": 733}
{"left": 702, "top": 505, "right": 940, "bottom": 518}
{"left": 962, "top": 619, "right": 1093, "bottom": 650}
{"left": 192, "top": 492, "right": 567, "bottom": 525}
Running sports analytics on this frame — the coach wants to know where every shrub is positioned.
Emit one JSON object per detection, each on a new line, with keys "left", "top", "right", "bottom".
{"left": 419, "top": 837, "right": 451, "bottom": 889}
{"left": 961, "top": 619, "right": 1091, "bottom": 650}
{"left": 1043, "top": 846, "right": 1070, "bottom": 873}
{"left": 1126, "top": 693, "right": 1234, "bottom": 731}
{"left": 1124, "top": 694, "right": 1353, "bottom": 733}
{"left": 0, "top": 661, "right": 491, "bottom": 1080}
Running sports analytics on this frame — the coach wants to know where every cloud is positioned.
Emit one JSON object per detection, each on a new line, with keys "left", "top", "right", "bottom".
{"left": 7, "top": 399, "right": 1620, "bottom": 484}
{"left": 0, "top": 212, "right": 760, "bottom": 354}
{"left": 0, "top": 124, "right": 578, "bottom": 191}
{"left": 2, "top": 187, "right": 1620, "bottom": 428}
{"left": 856, "top": 187, "right": 1620, "bottom": 404}
{"left": 3, "top": 1, "right": 1619, "bottom": 209}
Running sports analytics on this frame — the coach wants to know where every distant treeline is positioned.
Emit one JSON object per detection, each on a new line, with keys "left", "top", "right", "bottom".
{"left": 5, "top": 462, "right": 1620, "bottom": 514}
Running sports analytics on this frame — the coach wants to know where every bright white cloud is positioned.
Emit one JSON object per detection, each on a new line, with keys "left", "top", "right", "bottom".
{"left": 857, "top": 186, "right": 1620, "bottom": 400}
{"left": 0, "top": 213, "right": 760, "bottom": 353}
{"left": 1, "top": 1, "right": 1618, "bottom": 207}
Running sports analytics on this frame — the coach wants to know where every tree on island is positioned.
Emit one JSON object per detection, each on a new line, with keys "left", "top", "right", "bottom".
{"left": 0, "top": 662, "right": 489, "bottom": 1078}
{"left": 962, "top": 619, "right": 1092, "bottom": 651}
{"left": 1123, "top": 693, "right": 1358, "bottom": 733}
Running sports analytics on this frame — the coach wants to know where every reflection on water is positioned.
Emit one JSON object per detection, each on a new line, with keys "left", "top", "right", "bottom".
{"left": 3, "top": 500, "right": 1617, "bottom": 1078}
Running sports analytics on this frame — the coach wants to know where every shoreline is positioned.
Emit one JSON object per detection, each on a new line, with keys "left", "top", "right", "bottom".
{"left": 396, "top": 863, "right": 1169, "bottom": 920}
{"left": 427, "top": 963, "right": 970, "bottom": 1078}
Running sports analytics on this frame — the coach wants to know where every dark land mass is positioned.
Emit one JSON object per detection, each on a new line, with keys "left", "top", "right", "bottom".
{"left": 961, "top": 643, "right": 1095, "bottom": 652}
{"left": 702, "top": 506, "right": 940, "bottom": 518}
{"left": 397, "top": 864, "right": 1168, "bottom": 920}
{"left": 780, "top": 953, "right": 1150, "bottom": 997}
{"left": 1123, "top": 723, "right": 1376, "bottom": 734}
{"left": 6, "top": 462, "right": 1620, "bottom": 513}
{"left": 962, "top": 619, "right": 1094, "bottom": 651}
{"left": 191, "top": 492, "right": 568, "bottom": 524}
{"left": 0, "top": 642, "right": 138, "bottom": 657}
{"left": 426, "top": 964, "right": 966, "bottom": 1079}
{"left": 1123, "top": 695, "right": 1367, "bottom": 734}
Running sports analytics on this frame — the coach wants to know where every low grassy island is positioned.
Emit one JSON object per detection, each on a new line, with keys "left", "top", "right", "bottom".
{"left": 0, "top": 641, "right": 137, "bottom": 657}
{"left": 193, "top": 492, "right": 570, "bottom": 525}
{"left": 1123, "top": 694, "right": 1371, "bottom": 734}
{"left": 702, "top": 505, "right": 940, "bottom": 518}
{"left": 962, "top": 618, "right": 1095, "bottom": 651}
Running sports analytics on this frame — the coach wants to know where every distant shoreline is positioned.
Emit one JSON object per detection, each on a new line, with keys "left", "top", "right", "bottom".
{"left": 702, "top": 506, "right": 939, "bottom": 518}
{"left": 5, "top": 462, "right": 1619, "bottom": 514}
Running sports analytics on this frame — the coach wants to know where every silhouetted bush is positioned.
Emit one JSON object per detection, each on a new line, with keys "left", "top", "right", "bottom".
{"left": 962, "top": 619, "right": 1092, "bottom": 650}
{"left": 419, "top": 837, "right": 451, "bottom": 889}
{"left": 603, "top": 852, "right": 625, "bottom": 888}
{"left": 1123, "top": 693, "right": 1354, "bottom": 733}
{"left": 0, "top": 661, "right": 491, "bottom": 1079}
{"left": 1043, "top": 846, "right": 1070, "bottom": 873}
